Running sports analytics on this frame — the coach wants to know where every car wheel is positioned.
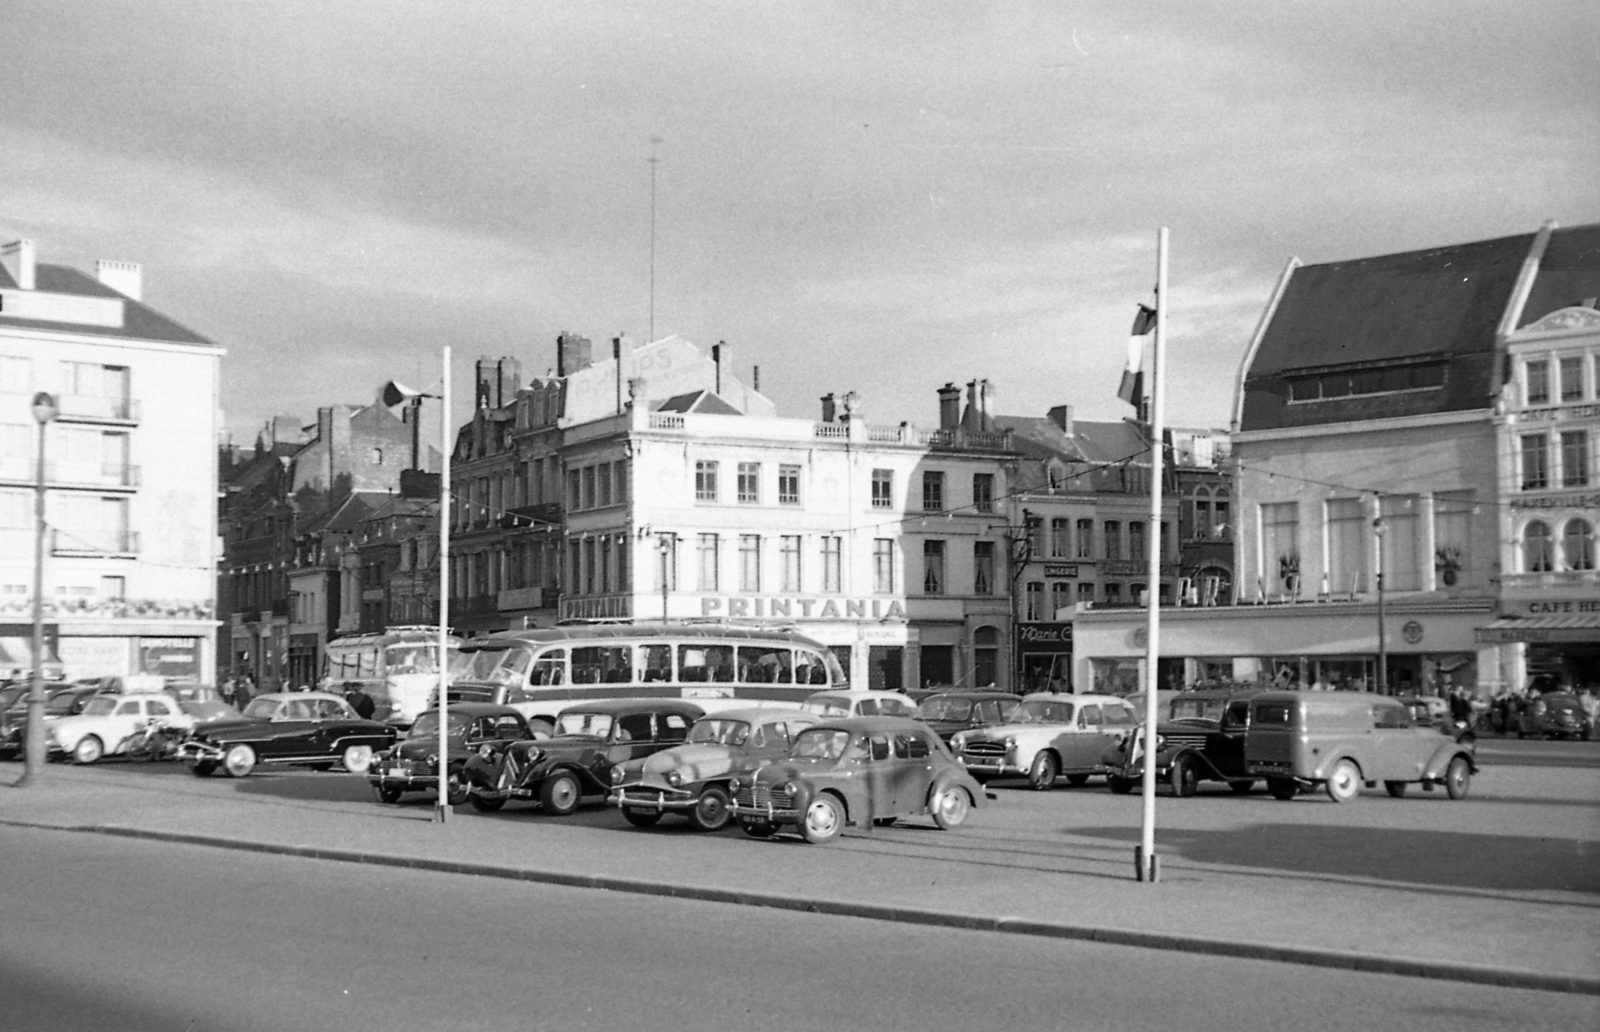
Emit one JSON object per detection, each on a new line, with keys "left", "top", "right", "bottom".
{"left": 467, "top": 793, "right": 506, "bottom": 812}
{"left": 540, "top": 771, "right": 582, "bottom": 816}
{"left": 1445, "top": 756, "right": 1472, "bottom": 800}
{"left": 1065, "top": 773, "right": 1091, "bottom": 788}
{"left": 1267, "top": 777, "right": 1299, "bottom": 801}
{"left": 1027, "top": 752, "right": 1059, "bottom": 791}
{"left": 188, "top": 760, "right": 216, "bottom": 778}
{"left": 223, "top": 744, "right": 257, "bottom": 778}
{"left": 446, "top": 769, "right": 470, "bottom": 807}
{"left": 622, "top": 807, "right": 662, "bottom": 827}
{"left": 1107, "top": 775, "right": 1134, "bottom": 795}
{"left": 1170, "top": 756, "right": 1200, "bottom": 798}
{"left": 73, "top": 735, "right": 104, "bottom": 765}
{"left": 1229, "top": 779, "right": 1256, "bottom": 795}
{"left": 373, "top": 784, "right": 404, "bottom": 805}
{"left": 740, "top": 820, "right": 777, "bottom": 839}
{"left": 341, "top": 745, "right": 373, "bottom": 775}
{"left": 1384, "top": 780, "right": 1408, "bottom": 798}
{"left": 688, "top": 787, "right": 733, "bottom": 832}
{"left": 1324, "top": 759, "right": 1361, "bottom": 803}
{"left": 930, "top": 785, "right": 970, "bottom": 830}
{"left": 799, "top": 794, "right": 845, "bottom": 844}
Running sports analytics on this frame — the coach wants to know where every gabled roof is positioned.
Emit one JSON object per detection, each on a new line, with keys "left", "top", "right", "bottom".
{"left": 0, "top": 263, "right": 214, "bottom": 346}
{"left": 653, "top": 389, "right": 743, "bottom": 415}
{"left": 296, "top": 491, "right": 392, "bottom": 536}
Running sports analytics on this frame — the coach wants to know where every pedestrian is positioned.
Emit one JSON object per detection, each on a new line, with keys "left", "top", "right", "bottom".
{"left": 345, "top": 685, "right": 375, "bottom": 720}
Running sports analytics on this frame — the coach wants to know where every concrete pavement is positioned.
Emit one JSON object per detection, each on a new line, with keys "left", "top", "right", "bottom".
{"left": 3, "top": 762, "right": 1596, "bottom": 996}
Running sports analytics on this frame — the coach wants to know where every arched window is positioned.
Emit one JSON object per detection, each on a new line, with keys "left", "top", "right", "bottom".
{"left": 1524, "top": 521, "right": 1553, "bottom": 573}
{"left": 1563, "top": 518, "right": 1595, "bottom": 571}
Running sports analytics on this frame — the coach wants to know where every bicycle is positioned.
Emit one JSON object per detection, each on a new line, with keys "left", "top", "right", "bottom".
{"left": 124, "top": 719, "right": 183, "bottom": 762}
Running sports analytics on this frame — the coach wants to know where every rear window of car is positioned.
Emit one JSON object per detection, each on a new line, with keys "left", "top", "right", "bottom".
{"left": 1253, "top": 702, "right": 1294, "bottom": 726}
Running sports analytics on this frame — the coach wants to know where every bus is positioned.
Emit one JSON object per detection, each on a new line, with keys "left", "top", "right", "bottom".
{"left": 444, "top": 622, "right": 847, "bottom": 733}
{"left": 320, "top": 626, "right": 462, "bottom": 728}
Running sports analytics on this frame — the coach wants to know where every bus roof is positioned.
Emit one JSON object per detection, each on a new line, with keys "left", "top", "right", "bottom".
{"left": 326, "top": 627, "right": 462, "bottom": 647}
{"left": 459, "top": 622, "right": 830, "bottom": 650}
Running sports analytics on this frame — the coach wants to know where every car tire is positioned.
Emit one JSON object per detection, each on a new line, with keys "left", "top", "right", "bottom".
{"left": 188, "top": 760, "right": 216, "bottom": 778}
{"left": 373, "top": 784, "right": 404, "bottom": 804}
{"left": 1027, "top": 752, "right": 1058, "bottom": 791}
{"left": 540, "top": 771, "right": 582, "bottom": 816}
{"left": 800, "top": 794, "right": 845, "bottom": 844}
{"left": 341, "top": 744, "right": 373, "bottom": 775}
{"left": 930, "top": 785, "right": 970, "bottom": 830}
{"left": 622, "top": 807, "right": 662, "bottom": 828}
{"left": 1267, "top": 777, "right": 1299, "bottom": 801}
{"left": 1384, "top": 780, "right": 1408, "bottom": 798}
{"left": 688, "top": 787, "right": 733, "bottom": 832}
{"left": 223, "top": 744, "right": 256, "bottom": 778}
{"left": 446, "top": 768, "right": 470, "bottom": 807}
{"left": 467, "top": 793, "right": 505, "bottom": 812}
{"left": 1229, "top": 779, "right": 1256, "bottom": 795}
{"left": 1324, "top": 759, "right": 1361, "bottom": 803}
{"left": 1170, "top": 756, "right": 1200, "bottom": 798}
{"left": 1065, "top": 773, "right": 1091, "bottom": 788}
{"left": 1107, "top": 775, "right": 1134, "bottom": 795}
{"left": 73, "top": 735, "right": 104, "bottom": 765}
{"left": 1445, "top": 756, "right": 1472, "bottom": 800}
{"left": 740, "top": 820, "right": 777, "bottom": 838}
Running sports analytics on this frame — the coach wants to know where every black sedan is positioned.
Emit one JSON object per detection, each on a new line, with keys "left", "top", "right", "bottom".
{"left": 912, "top": 690, "right": 1022, "bottom": 743}
{"left": 1517, "top": 691, "right": 1593, "bottom": 740}
{"left": 369, "top": 703, "right": 536, "bottom": 805}
{"left": 175, "top": 691, "right": 399, "bottom": 778}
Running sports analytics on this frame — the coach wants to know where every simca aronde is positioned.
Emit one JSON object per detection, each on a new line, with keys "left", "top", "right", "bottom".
{"left": 729, "top": 716, "right": 984, "bottom": 843}
{"left": 176, "top": 691, "right": 399, "bottom": 778}
{"left": 1245, "top": 691, "right": 1477, "bottom": 802}
{"left": 46, "top": 691, "right": 193, "bottom": 765}
{"left": 369, "top": 703, "right": 536, "bottom": 805}
{"left": 461, "top": 699, "right": 702, "bottom": 815}
{"left": 952, "top": 692, "right": 1136, "bottom": 789}
{"left": 609, "top": 706, "right": 819, "bottom": 830}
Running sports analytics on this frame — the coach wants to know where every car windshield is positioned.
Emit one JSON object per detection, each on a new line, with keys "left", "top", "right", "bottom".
{"left": 242, "top": 697, "right": 282, "bottom": 720}
{"left": 916, "top": 698, "right": 974, "bottom": 721}
{"left": 554, "top": 711, "right": 614, "bottom": 737}
{"left": 792, "top": 728, "right": 850, "bottom": 760}
{"left": 80, "top": 696, "right": 117, "bottom": 717}
{"left": 687, "top": 719, "right": 751, "bottom": 747}
{"left": 407, "top": 711, "right": 472, "bottom": 738}
{"left": 45, "top": 692, "right": 89, "bottom": 715}
{"left": 1014, "top": 699, "right": 1074, "bottom": 724}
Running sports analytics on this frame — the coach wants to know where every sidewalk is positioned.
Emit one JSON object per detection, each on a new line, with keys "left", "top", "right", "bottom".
{"left": 4, "top": 764, "right": 1596, "bottom": 996}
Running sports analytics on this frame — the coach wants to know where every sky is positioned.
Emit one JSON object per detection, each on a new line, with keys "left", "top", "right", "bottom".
{"left": 5, "top": 0, "right": 1597, "bottom": 447}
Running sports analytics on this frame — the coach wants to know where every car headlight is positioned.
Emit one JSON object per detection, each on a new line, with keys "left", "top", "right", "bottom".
{"left": 951, "top": 734, "right": 967, "bottom": 750}
{"left": 1004, "top": 736, "right": 1016, "bottom": 750}
{"left": 611, "top": 766, "right": 626, "bottom": 785}
{"left": 729, "top": 777, "right": 742, "bottom": 793}
{"left": 778, "top": 782, "right": 798, "bottom": 798}
{"left": 1155, "top": 735, "right": 1165, "bottom": 749}
{"left": 664, "top": 769, "right": 684, "bottom": 787}
{"left": 424, "top": 753, "right": 437, "bottom": 767}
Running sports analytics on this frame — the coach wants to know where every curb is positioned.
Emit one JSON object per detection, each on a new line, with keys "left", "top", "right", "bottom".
{"left": 31, "top": 819, "right": 1599, "bottom": 998}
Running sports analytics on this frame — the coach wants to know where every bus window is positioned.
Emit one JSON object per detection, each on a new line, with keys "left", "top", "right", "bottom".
{"left": 678, "top": 646, "right": 709, "bottom": 682}
{"left": 386, "top": 645, "right": 443, "bottom": 674}
{"left": 794, "top": 649, "right": 831, "bottom": 685}
{"left": 706, "top": 645, "right": 735, "bottom": 682}
{"left": 357, "top": 650, "right": 377, "bottom": 679}
{"left": 638, "top": 644, "right": 672, "bottom": 682}
{"left": 573, "top": 646, "right": 631, "bottom": 684}
{"left": 530, "top": 650, "right": 566, "bottom": 686}
{"left": 738, "top": 646, "right": 793, "bottom": 684}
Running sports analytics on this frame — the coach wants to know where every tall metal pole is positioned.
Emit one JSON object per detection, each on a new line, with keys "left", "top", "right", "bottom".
{"left": 1137, "top": 228, "right": 1169, "bottom": 883}
{"left": 649, "top": 136, "right": 661, "bottom": 342}
{"left": 658, "top": 534, "right": 671, "bottom": 623}
{"left": 435, "top": 346, "right": 452, "bottom": 823}
{"left": 18, "top": 392, "right": 57, "bottom": 787}
{"left": 1375, "top": 503, "right": 1387, "bottom": 695}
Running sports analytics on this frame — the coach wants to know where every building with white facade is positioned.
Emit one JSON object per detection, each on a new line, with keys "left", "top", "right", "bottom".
{"left": 0, "top": 237, "right": 222, "bottom": 682}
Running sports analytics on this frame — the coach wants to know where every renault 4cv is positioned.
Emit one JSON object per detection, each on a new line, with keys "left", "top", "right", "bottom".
{"left": 1245, "top": 691, "right": 1477, "bottom": 803}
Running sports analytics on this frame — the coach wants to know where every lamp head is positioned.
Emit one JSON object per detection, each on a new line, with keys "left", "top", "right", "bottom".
{"left": 31, "top": 392, "right": 58, "bottom": 424}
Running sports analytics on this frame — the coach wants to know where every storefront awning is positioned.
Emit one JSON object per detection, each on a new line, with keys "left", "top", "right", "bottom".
{"left": 1475, "top": 615, "right": 1600, "bottom": 644}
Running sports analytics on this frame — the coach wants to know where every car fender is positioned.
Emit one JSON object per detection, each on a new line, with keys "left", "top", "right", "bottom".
{"left": 1313, "top": 752, "right": 1363, "bottom": 783}
{"left": 1423, "top": 747, "right": 1477, "bottom": 780}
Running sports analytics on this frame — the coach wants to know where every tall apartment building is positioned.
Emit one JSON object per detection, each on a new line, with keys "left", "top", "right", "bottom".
{"left": 0, "top": 237, "right": 222, "bottom": 682}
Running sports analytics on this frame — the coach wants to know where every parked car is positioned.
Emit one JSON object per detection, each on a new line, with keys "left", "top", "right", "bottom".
{"left": 174, "top": 691, "right": 400, "bottom": 778}
{"left": 1516, "top": 691, "right": 1593, "bottom": 741}
{"left": 46, "top": 691, "right": 194, "bottom": 764}
{"left": 729, "top": 716, "right": 985, "bottom": 843}
{"left": 461, "top": 699, "right": 703, "bottom": 815}
{"left": 370, "top": 703, "right": 535, "bottom": 805}
{"left": 801, "top": 689, "right": 917, "bottom": 719}
{"left": 913, "top": 690, "right": 1023, "bottom": 743}
{"left": 1246, "top": 691, "right": 1477, "bottom": 802}
{"left": 952, "top": 692, "right": 1137, "bottom": 789}
{"left": 1102, "top": 688, "right": 1265, "bottom": 795}
{"left": 609, "top": 706, "right": 819, "bottom": 830}
{"left": 0, "top": 683, "right": 98, "bottom": 759}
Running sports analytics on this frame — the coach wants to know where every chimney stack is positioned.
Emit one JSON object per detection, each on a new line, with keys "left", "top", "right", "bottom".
{"left": 95, "top": 260, "right": 142, "bottom": 301}
{"left": 937, "top": 383, "right": 961, "bottom": 429}
{"left": 557, "top": 332, "right": 593, "bottom": 377}
{"left": 978, "top": 379, "right": 996, "bottom": 431}
{"left": 1047, "top": 404, "right": 1074, "bottom": 435}
{"left": 1, "top": 238, "right": 36, "bottom": 290}
{"left": 820, "top": 393, "right": 837, "bottom": 423}
{"left": 712, "top": 341, "right": 729, "bottom": 395}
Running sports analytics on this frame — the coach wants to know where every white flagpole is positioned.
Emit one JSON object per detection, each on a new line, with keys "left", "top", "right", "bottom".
{"left": 435, "top": 345, "right": 452, "bottom": 823}
{"left": 1138, "top": 227, "right": 1169, "bottom": 882}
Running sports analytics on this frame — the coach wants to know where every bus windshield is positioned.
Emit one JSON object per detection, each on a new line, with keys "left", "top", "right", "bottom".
{"left": 450, "top": 646, "right": 533, "bottom": 686}
{"left": 385, "top": 644, "right": 455, "bottom": 675}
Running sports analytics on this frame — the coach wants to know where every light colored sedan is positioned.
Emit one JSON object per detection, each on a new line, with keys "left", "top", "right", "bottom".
{"left": 48, "top": 691, "right": 193, "bottom": 764}
{"left": 952, "top": 692, "right": 1137, "bottom": 789}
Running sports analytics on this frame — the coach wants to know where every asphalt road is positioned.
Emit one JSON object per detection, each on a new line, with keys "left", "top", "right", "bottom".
{"left": 4, "top": 825, "right": 1596, "bottom": 1032}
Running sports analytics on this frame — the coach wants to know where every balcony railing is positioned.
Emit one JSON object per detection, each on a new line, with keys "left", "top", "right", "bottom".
{"left": 51, "top": 529, "right": 140, "bottom": 557}
{"left": 559, "top": 594, "right": 632, "bottom": 622}
{"left": 497, "top": 586, "right": 545, "bottom": 611}
{"left": 55, "top": 394, "right": 140, "bottom": 423}
{"left": 0, "top": 460, "right": 140, "bottom": 489}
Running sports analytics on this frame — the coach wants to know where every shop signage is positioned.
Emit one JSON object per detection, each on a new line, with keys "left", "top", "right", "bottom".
{"left": 1043, "top": 563, "right": 1080, "bottom": 578}
{"left": 1518, "top": 403, "right": 1600, "bottom": 422}
{"left": 699, "top": 596, "right": 907, "bottom": 622}
{"left": 1016, "top": 623, "right": 1073, "bottom": 654}
{"left": 1402, "top": 620, "right": 1424, "bottom": 644}
{"left": 1524, "top": 599, "right": 1600, "bottom": 615}
{"left": 1510, "top": 492, "right": 1600, "bottom": 510}
{"left": 137, "top": 637, "right": 199, "bottom": 679}
{"left": 1100, "top": 561, "right": 1179, "bottom": 576}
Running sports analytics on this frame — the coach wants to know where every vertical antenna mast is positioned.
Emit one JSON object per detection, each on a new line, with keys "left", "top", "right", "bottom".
{"left": 649, "top": 136, "right": 662, "bottom": 343}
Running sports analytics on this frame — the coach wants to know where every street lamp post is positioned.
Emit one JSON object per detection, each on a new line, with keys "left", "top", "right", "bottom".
{"left": 656, "top": 534, "right": 672, "bottom": 623}
{"left": 1374, "top": 511, "right": 1387, "bottom": 695}
{"left": 19, "top": 392, "right": 58, "bottom": 787}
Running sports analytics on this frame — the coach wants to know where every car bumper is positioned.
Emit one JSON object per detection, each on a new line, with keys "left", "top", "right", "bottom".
{"left": 370, "top": 765, "right": 439, "bottom": 791}
{"left": 610, "top": 786, "right": 697, "bottom": 812}
{"left": 731, "top": 801, "right": 801, "bottom": 823}
{"left": 956, "top": 756, "right": 1023, "bottom": 777}
{"left": 175, "top": 741, "right": 224, "bottom": 763}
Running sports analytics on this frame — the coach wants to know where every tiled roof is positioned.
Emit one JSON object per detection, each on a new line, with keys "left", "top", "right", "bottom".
{"left": 0, "top": 263, "right": 214, "bottom": 346}
{"left": 654, "top": 390, "right": 742, "bottom": 415}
